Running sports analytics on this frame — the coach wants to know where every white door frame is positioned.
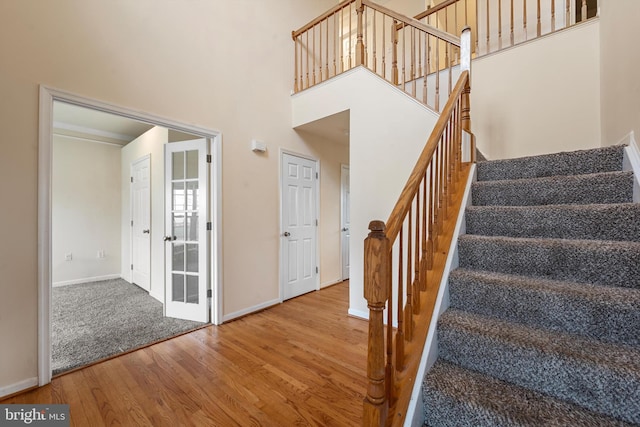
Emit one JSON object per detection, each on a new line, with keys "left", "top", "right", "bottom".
{"left": 340, "top": 164, "right": 350, "bottom": 281}
{"left": 130, "top": 154, "right": 152, "bottom": 291}
{"left": 38, "top": 86, "right": 223, "bottom": 386}
{"left": 278, "top": 150, "right": 320, "bottom": 302}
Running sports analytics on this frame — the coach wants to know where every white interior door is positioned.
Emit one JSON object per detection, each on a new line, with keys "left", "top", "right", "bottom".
{"left": 131, "top": 155, "right": 151, "bottom": 291}
{"left": 341, "top": 165, "right": 350, "bottom": 280}
{"left": 281, "top": 153, "right": 318, "bottom": 300}
{"left": 165, "top": 139, "right": 209, "bottom": 322}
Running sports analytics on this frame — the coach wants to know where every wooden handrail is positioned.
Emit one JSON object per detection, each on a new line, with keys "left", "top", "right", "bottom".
{"left": 384, "top": 70, "right": 468, "bottom": 243}
{"left": 413, "top": 0, "right": 460, "bottom": 21}
{"left": 292, "top": 0, "right": 353, "bottom": 38}
{"left": 363, "top": 0, "right": 461, "bottom": 46}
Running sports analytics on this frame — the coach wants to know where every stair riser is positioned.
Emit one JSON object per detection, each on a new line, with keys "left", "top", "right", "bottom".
{"left": 438, "top": 326, "right": 640, "bottom": 424}
{"left": 476, "top": 145, "right": 625, "bottom": 181}
{"left": 449, "top": 275, "right": 640, "bottom": 347}
{"left": 471, "top": 172, "right": 634, "bottom": 206}
{"left": 465, "top": 205, "right": 640, "bottom": 242}
{"left": 423, "top": 392, "right": 513, "bottom": 427}
{"left": 458, "top": 237, "right": 640, "bottom": 289}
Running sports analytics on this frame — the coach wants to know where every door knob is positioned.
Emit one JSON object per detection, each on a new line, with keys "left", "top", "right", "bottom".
{"left": 342, "top": 228, "right": 349, "bottom": 232}
{"left": 283, "top": 232, "right": 291, "bottom": 237}
{"left": 163, "top": 235, "right": 176, "bottom": 242}
{"left": 142, "top": 229, "right": 150, "bottom": 234}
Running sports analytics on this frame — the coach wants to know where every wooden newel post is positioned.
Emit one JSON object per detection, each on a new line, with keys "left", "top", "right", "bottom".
{"left": 363, "top": 220, "right": 389, "bottom": 427}
{"left": 356, "top": 0, "right": 365, "bottom": 66}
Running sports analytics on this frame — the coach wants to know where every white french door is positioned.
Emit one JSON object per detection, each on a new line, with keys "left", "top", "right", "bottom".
{"left": 341, "top": 165, "right": 350, "bottom": 280}
{"left": 164, "top": 139, "right": 209, "bottom": 322}
{"left": 281, "top": 153, "right": 318, "bottom": 300}
{"left": 131, "top": 155, "right": 151, "bottom": 291}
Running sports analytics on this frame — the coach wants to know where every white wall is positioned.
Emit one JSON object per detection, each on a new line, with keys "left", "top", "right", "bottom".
{"left": 52, "top": 135, "right": 121, "bottom": 285}
{"left": 471, "top": 19, "right": 601, "bottom": 160}
{"left": 121, "top": 127, "right": 169, "bottom": 302}
{"left": 600, "top": 0, "right": 640, "bottom": 145}
{"left": 0, "top": 0, "right": 339, "bottom": 393}
{"left": 292, "top": 67, "right": 439, "bottom": 318}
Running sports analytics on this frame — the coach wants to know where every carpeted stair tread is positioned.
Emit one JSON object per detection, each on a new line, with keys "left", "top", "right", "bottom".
{"left": 448, "top": 268, "right": 640, "bottom": 347}
{"left": 423, "top": 360, "right": 634, "bottom": 427}
{"left": 465, "top": 203, "right": 640, "bottom": 242}
{"left": 476, "top": 145, "right": 625, "bottom": 182}
{"left": 458, "top": 234, "right": 640, "bottom": 289}
{"left": 471, "top": 171, "right": 634, "bottom": 206}
{"left": 437, "top": 309, "right": 640, "bottom": 424}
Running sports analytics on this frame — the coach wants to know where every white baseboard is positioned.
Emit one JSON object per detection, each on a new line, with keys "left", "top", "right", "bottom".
{"left": 320, "top": 278, "right": 343, "bottom": 288}
{"left": 347, "top": 307, "right": 369, "bottom": 320}
{"left": 622, "top": 131, "right": 640, "bottom": 203}
{"left": 52, "top": 274, "right": 121, "bottom": 287}
{"left": 222, "top": 298, "right": 281, "bottom": 323}
{"left": 149, "top": 290, "right": 163, "bottom": 302}
{"left": 0, "top": 377, "right": 38, "bottom": 399}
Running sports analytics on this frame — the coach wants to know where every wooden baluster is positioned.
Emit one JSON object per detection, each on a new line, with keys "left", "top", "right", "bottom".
{"left": 364, "top": 6, "right": 368, "bottom": 67}
{"left": 551, "top": 0, "right": 556, "bottom": 32}
{"left": 510, "top": 0, "right": 514, "bottom": 45}
{"left": 373, "top": 10, "right": 377, "bottom": 73}
{"left": 325, "top": 19, "right": 329, "bottom": 80}
{"left": 305, "top": 30, "right": 309, "bottom": 87}
{"left": 382, "top": 14, "right": 386, "bottom": 79}
{"left": 475, "top": 0, "right": 479, "bottom": 54}
{"left": 581, "top": 0, "right": 587, "bottom": 22}
{"left": 447, "top": 43, "right": 452, "bottom": 97}
{"left": 396, "top": 228, "right": 405, "bottom": 371}
{"left": 392, "top": 20, "right": 398, "bottom": 85}
{"left": 455, "top": 2, "right": 459, "bottom": 36}
{"left": 498, "top": 0, "right": 502, "bottom": 49}
{"left": 333, "top": 13, "right": 338, "bottom": 77}
{"left": 348, "top": 2, "right": 352, "bottom": 69}
{"left": 429, "top": 157, "right": 437, "bottom": 255}
{"left": 356, "top": 0, "right": 365, "bottom": 66}
{"left": 423, "top": 34, "right": 428, "bottom": 105}
{"left": 486, "top": 0, "right": 490, "bottom": 52}
{"left": 293, "top": 33, "right": 299, "bottom": 92}
{"left": 523, "top": 0, "right": 528, "bottom": 40}
{"left": 438, "top": 142, "right": 445, "bottom": 228}
{"left": 405, "top": 207, "right": 413, "bottom": 342}
{"left": 435, "top": 38, "right": 440, "bottom": 112}
{"left": 402, "top": 24, "right": 406, "bottom": 90}
{"left": 537, "top": 0, "right": 541, "bottom": 36}
{"left": 363, "top": 220, "right": 389, "bottom": 427}
{"left": 338, "top": 7, "right": 344, "bottom": 73}
{"left": 313, "top": 24, "right": 316, "bottom": 86}
{"left": 417, "top": 31, "right": 422, "bottom": 79}
{"left": 413, "top": 194, "right": 421, "bottom": 314}
{"left": 421, "top": 175, "right": 428, "bottom": 288}
{"left": 565, "top": 0, "right": 570, "bottom": 27}
{"left": 411, "top": 29, "right": 416, "bottom": 97}
{"left": 317, "top": 24, "right": 321, "bottom": 84}
{"left": 386, "top": 243, "right": 395, "bottom": 407}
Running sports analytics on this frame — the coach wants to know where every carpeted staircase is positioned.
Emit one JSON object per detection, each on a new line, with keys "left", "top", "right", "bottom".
{"left": 423, "top": 145, "right": 640, "bottom": 426}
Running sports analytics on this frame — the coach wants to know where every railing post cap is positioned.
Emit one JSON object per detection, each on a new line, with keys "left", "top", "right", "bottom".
{"left": 462, "top": 26, "right": 471, "bottom": 33}
{"left": 368, "top": 220, "right": 386, "bottom": 233}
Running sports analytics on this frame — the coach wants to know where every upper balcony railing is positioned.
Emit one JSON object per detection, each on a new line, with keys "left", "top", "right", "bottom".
{"left": 413, "top": 0, "right": 598, "bottom": 58}
{"left": 292, "top": 0, "right": 463, "bottom": 113}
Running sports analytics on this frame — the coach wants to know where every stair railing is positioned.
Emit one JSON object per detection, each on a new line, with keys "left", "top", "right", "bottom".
{"left": 413, "top": 0, "right": 599, "bottom": 58}
{"left": 362, "top": 29, "right": 473, "bottom": 427}
{"left": 292, "top": 0, "right": 463, "bottom": 112}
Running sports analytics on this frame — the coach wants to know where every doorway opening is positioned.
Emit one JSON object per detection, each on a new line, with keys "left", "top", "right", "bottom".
{"left": 39, "top": 87, "right": 222, "bottom": 384}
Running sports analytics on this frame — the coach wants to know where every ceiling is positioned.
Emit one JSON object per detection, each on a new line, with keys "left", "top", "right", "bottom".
{"left": 53, "top": 101, "right": 156, "bottom": 145}
{"left": 294, "top": 110, "right": 350, "bottom": 145}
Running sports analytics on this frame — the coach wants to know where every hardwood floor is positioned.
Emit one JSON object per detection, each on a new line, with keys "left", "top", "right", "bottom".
{"left": 2, "top": 281, "right": 368, "bottom": 426}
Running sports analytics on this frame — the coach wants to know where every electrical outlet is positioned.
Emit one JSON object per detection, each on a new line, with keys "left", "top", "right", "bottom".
{"left": 97, "top": 250, "right": 105, "bottom": 259}
{"left": 65, "top": 253, "right": 72, "bottom": 261}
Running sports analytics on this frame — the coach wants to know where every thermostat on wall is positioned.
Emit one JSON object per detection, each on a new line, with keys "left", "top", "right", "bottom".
{"left": 251, "top": 139, "right": 267, "bottom": 152}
